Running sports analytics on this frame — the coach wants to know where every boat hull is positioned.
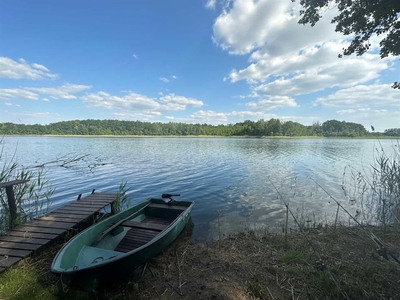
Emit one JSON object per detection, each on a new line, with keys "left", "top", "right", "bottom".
{"left": 51, "top": 198, "right": 193, "bottom": 291}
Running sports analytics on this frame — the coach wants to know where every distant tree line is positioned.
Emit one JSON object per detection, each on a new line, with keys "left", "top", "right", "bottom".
{"left": 383, "top": 128, "right": 400, "bottom": 137}
{"left": 0, "top": 119, "right": 398, "bottom": 137}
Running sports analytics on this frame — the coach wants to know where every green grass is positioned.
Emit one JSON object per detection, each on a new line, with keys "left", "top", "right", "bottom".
{"left": 0, "top": 258, "right": 89, "bottom": 300}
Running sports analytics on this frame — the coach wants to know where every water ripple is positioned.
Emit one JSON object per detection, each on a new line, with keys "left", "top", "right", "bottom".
{"left": 1, "top": 137, "right": 396, "bottom": 241}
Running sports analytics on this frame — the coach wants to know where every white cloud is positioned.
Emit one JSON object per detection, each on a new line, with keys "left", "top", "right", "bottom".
{"left": 81, "top": 91, "right": 204, "bottom": 118}
{"left": 188, "top": 110, "right": 229, "bottom": 123}
{"left": 0, "top": 84, "right": 91, "bottom": 102}
{"left": 181, "top": 109, "right": 319, "bottom": 125}
{"left": 230, "top": 41, "right": 391, "bottom": 84}
{"left": 315, "top": 84, "right": 400, "bottom": 108}
{"left": 165, "top": 116, "right": 175, "bottom": 120}
{"left": 337, "top": 109, "right": 357, "bottom": 115}
{"left": 246, "top": 96, "right": 297, "bottom": 110}
{"left": 205, "top": 0, "right": 217, "bottom": 9}
{"left": 0, "top": 88, "right": 39, "bottom": 100}
{"left": 24, "top": 83, "right": 92, "bottom": 99}
{"left": 212, "top": 0, "right": 341, "bottom": 56}
{"left": 337, "top": 108, "right": 371, "bottom": 115}
{"left": 0, "top": 57, "right": 58, "bottom": 80}
{"left": 132, "top": 54, "right": 139, "bottom": 59}
{"left": 82, "top": 92, "right": 159, "bottom": 110}
{"left": 159, "top": 93, "right": 204, "bottom": 110}
{"left": 160, "top": 76, "right": 178, "bottom": 83}
{"left": 42, "top": 98, "right": 50, "bottom": 102}
{"left": 113, "top": 112, "right": 162, "bottom": 122}
{"left": 25, "top": 83, "right": 92, "bottom": 99}
{"left": 211, "top": 0, "right": 396, "bottom": 106}
{"left": 5, "top": 102, "right": 12, "bottom": 106}
{"left": 335, "top": 110, "right": 400, "bottom": 132}
{"left": 228, "top": 110, "right": 274, "bottom": 118}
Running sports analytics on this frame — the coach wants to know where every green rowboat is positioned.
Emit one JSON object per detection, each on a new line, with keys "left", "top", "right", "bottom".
{"left": 51, "top": 195, "right": 194, "bottom": 290}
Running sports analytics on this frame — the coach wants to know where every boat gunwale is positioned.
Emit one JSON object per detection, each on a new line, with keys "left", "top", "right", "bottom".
{"left": 51, "top": 198, "right": 194, "bottom": 275}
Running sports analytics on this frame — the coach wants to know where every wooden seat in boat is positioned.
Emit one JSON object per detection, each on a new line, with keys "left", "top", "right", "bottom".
{"left": 120, "top": 220, "right": 166, "bottom": 231}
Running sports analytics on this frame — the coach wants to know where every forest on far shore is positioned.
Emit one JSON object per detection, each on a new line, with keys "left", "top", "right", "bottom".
{"left": 0, "top": 119, "right": 399, "bottom": 137}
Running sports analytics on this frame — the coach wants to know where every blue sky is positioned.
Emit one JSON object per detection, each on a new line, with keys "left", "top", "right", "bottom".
{"left": 0, "top": 0, "right": 399, "bottom": 131}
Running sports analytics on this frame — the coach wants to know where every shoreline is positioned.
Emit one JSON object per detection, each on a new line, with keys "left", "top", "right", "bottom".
{"left": 0, "top": 223, "right": 399, "bottom": 299}
{"left": 1, "top": 134, "right": 398, "bottom": 139}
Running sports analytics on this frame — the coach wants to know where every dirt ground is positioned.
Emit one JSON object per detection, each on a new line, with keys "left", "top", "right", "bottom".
{"left": 3, "top": 222, "right": 400, "bottom": 300}
{"left": 91, "top": 222, "right": 400, "bottom": 300}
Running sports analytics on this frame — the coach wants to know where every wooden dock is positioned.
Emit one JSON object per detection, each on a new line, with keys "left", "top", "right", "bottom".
{"left": 0, "top": 191, "right": 117, "bottom": 273}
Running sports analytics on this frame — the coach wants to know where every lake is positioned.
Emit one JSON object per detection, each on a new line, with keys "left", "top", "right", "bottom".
{"left": 1, "top": 137, "right": 398, "bottom": 242}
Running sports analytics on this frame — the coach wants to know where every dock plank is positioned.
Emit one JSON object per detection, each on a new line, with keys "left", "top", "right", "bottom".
{"left": 0, "top": 241, "right": 42, "bottom": 251}
{"left": 39, "top": 216, "right": 85, "bottom": 223}
{"left": 0, "top": 248, "right": 31, "bottom": 258}
{"left": 70, "top": 199, "right": 112, "bottom": 205}
{"left": 5, "top": 231, "right": 58, "bottom": 240}
{"left": 0, "top": 236, "right": 50, "bottom": 245}
{"left": 79, "top": 196, "right": 115, "bottom": 202}
{"left": 52, "top": 209, "right": 93, "bottom": 215}
{"left": 0, "top": 256, "right": 21, "bottom": 268}
{"left": 60, "top": 204, "right": 100, "bottom": 211}
{"left": 45, "top": 213, "right": 86, "bottom": 219}
{"left": 27, "top": 220, "right": 76, "bottom": 230}
{"left": 12, "top": 226, "right": 66, "bottom": 235}
{"left": 0, "top": 191, "right": 117, "bottom": 273}
{"left": 66, "top": 204, "right": 110, "bottom": 210}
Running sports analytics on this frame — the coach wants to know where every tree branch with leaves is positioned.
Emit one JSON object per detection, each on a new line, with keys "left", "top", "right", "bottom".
{"left": 295, "top": 0, "right": 400, "bottom": 88}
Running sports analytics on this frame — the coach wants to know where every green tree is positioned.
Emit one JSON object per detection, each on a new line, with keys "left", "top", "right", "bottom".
{"left": 297, "top": 0, "right": 400, "bottom": 88}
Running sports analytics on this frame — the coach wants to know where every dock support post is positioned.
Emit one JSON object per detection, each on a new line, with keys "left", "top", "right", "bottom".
{"left": 111, "top": 201, "right": 115, "bottom": 214}
{"left": 5, "top": 186, "right": 17, "bottom": 228}
{"left": 0, "top": 180, "right": 29, "bottom": 229}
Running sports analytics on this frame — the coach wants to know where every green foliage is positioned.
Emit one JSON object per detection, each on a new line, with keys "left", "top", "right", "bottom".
{"left": 322, "top": 120, "right": 368, "bottom": 137}
{"left": 297, "top": 0, "right": 399, "bottom": 88}
{"left": 247, "top": 277, "right": 269, "bottom": 299}
{"left": 0, "top": 118, "right": 381, "bottom": 137}
{"left": 281, "top": 249, "right": 303, "bottom": 263}
{"left": 384, "top": 128, "right": 400, "bottom": 137}
{"left": 112, "top": 181, "right": 131, "bottom": 213}
{"left": 0, "top": 139, "right": 54, "bottom": 232}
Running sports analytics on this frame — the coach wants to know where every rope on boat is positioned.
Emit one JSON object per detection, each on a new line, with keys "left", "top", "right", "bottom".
{"left": 91, "top": 256, "right": 104, "bottom": 264}
{"left": 60, "top": 269, "right": 69, "bottom": 293}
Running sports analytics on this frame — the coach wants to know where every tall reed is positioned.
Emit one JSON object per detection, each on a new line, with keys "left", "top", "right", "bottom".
{"left": 342, "top": 140, "right": 400, "bottom": 231}
{"left": 0, "top": 139, "right": 54, "bottom": 232}
{"left": 112, "top": 181, "right": 131, "bottom": 213}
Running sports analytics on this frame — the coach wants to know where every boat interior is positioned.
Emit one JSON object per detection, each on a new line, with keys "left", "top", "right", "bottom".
{"left": 75, "top": 202, "right": 187, "bottom": 268}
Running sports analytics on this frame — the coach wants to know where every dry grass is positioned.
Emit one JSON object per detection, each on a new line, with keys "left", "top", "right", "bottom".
{"left": 1, "top": 222, "right": 400, "bottom": 300}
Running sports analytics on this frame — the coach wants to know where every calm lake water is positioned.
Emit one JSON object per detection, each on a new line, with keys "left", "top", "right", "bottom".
{"left": 1, "top": 137, "right": 398, "bottom": 242}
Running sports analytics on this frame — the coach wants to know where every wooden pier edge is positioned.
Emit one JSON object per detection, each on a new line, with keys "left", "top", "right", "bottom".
{"left": 0, "top": 190, "right": 118, "bottom": 273}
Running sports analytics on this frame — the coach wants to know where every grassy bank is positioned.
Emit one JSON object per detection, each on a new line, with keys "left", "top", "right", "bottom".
{"left": 1, "top": 223, "right": 399, "bottom": 300}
